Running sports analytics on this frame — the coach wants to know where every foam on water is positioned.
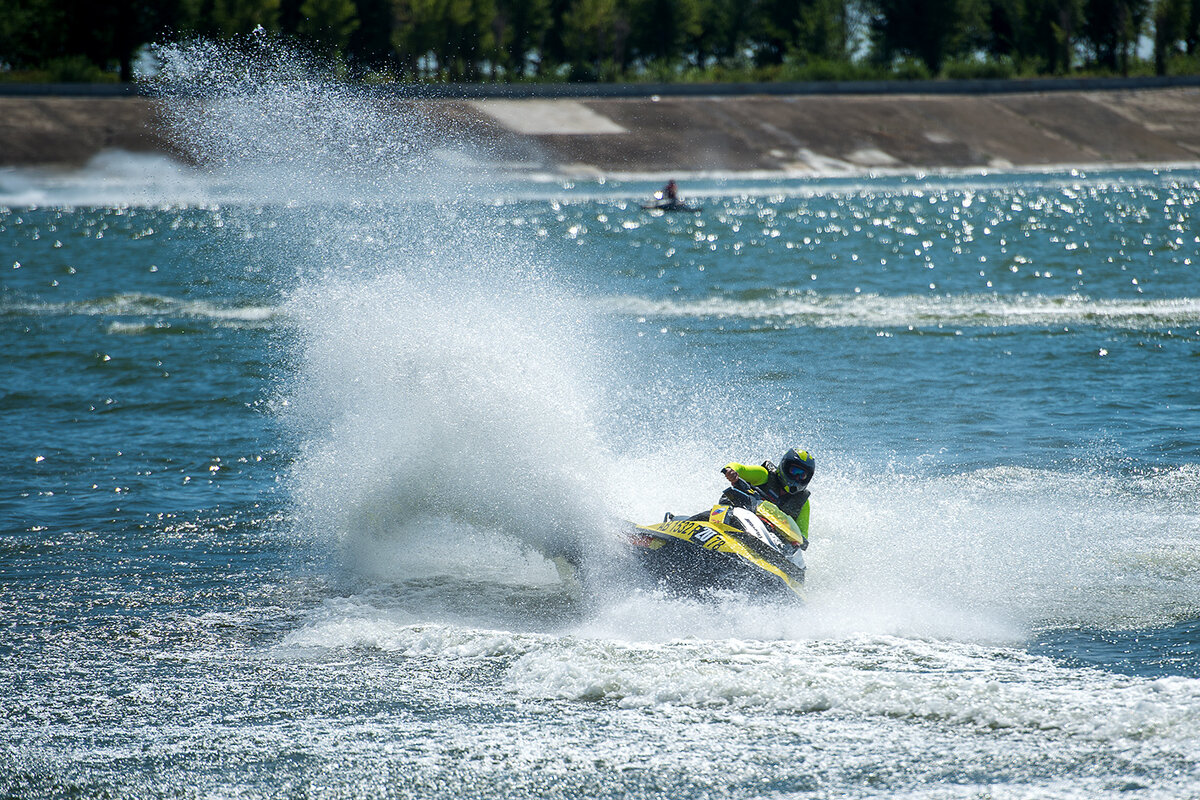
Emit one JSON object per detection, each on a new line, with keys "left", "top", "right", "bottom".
{"left": 274, "top": 590, "right": 1200, "bottom": 760}
{"left": 603, "top": 291, "right": 1200, "bottom": 329}
{"left": 505, "top": 632, "right": 1200, "bottom": 756}
{"left": 152, "top": 38, "right": 633, "bottom": 583}
{"left": 280, "top": 268, "right": 624, "bottom": 573}
{"left": 0, "top": 151, "right": 221, "bottom": 207}
{"left": 810, "top": 463, "right": 1200, "bottom": 634}
{"left": 0, "top": 292, "right": 279, "bottom": 326}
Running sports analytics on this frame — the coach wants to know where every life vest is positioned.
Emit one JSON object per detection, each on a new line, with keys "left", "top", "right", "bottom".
{"left": 752, "top": 460, "right": 810, "bottom": 521}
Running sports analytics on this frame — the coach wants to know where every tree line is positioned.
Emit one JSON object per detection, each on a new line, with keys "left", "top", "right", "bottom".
{"left": 1, "top": 0, "right": 1198, "bottom": 84}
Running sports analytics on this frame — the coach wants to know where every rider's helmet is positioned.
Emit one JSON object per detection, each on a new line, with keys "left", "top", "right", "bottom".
{"left": 779, "top": 448, "right": 814, "bottom": 493}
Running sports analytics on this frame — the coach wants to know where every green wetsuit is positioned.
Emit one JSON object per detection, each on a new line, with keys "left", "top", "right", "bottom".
{"left": 723, "top": 461, "right": 811, "bottom": 542}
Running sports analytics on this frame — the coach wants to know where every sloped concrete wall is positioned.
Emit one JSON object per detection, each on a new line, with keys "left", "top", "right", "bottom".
{"left": 3, "top": 86, "right": 1199, "bottom": 173}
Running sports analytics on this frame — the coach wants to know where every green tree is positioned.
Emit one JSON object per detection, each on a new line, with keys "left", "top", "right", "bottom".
{"left": 494, "top": 0, "right": 552, "bottom": 76}
{"left": 685, "top": 0, "right": 756, "bottom": 67}
{"left": 297, "top": 0, "right": 361, "bottom": 56}
{"left": 1190, "top": 0, "right": 1200, "bottom": 51}
{"left": 448, "top": 0, "right": 499, "bottom": 78}
{"left": 393, "top": 0, "right": 497, "bottom": 78}
{"left": 395, "top": 0, "right": 456, "bottom": 77}
{"left": 533, "top": 0, "right": 572, "bottom": 71}
{"left": 1153, "top": 0, "right": 1190, "bottom": 72}
{"left": 752, "top": 0, "right": 806, "bottom": 65}
{"left": 630, "top": 0, "right": 702, "bottom": 64}
{"left": 280, "top": 0, "right": 303, "bottom": 32}
{"left": 392, "top": 0, "right": 427, "bottom": 75}
{"left": 986, "top": 0, "right": 1083, "bottom": 73}
{"left": 1081, "top": 0, "right": 1150, "bottom": 72}
{"left": 197, "top": 0, "right": 281, "bottom": 36}
{"left": 867, "top": 0, "right": 986, "bottom": 73}
{"left": 561, "top": 0, "right": 629, "bottom": 77}
{"left": 0, "top": 0, "right": 63, "bottom": 70}
{"left": 346, "top": 0, "right": 396, "bottom": 72}
{"left": 1, "top": 0, "right": 197, "bottom": 81}
{"left": 794, "top": 0, "right": 850, "bottom": 60}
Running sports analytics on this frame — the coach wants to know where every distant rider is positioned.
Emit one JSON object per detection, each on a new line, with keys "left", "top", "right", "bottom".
{"left": 721, "top": 448, "right": 814, "bottom": 549}
{"left": 662, "top": 179, "right": 679, "bottom": 202}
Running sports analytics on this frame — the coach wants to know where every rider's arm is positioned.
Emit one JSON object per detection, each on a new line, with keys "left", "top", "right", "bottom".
{"left": 723, "top": 462, "right": 769, "bottom": 486}
{"left": 795, "top": 497, "right": 810, "bottom": 541}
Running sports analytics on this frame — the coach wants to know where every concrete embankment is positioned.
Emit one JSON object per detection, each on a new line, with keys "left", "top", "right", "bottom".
{"left": 3, "top": 79, "right": 1200, "bottom": 174}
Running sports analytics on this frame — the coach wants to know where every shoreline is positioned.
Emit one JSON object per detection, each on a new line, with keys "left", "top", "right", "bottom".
{"left": 2, "top": 84, "right": 1200, "bottom": 176}
{"left": 550, "top": 157, "right": 1200, "bottom": 181}
{"left": 6, "top": 156, "right": 1197, "bottom": 212}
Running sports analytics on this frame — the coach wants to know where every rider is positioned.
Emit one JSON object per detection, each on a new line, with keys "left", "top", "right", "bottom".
{"left": 721, "top": 448, "right": 814, "bottom": 548}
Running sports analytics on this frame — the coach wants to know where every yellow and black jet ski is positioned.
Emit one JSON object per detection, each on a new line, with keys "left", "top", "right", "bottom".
{"left": 623, "top": 487, "right": 806, "bottom": 601}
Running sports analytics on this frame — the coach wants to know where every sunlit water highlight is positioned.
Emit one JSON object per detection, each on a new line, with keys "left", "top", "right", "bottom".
{"left": 3, "top": 42, "right": 1200, "bottom": 800}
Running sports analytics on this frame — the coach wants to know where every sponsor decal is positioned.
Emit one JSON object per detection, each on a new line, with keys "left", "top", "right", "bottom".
{"left": 662, "top": 519, "right": 703, "bottom": 537}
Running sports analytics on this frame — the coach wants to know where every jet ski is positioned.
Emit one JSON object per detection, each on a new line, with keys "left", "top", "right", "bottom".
{"left": 553, "top": 485, "right": 806, "bottom": 602}
{"left": 641, "top": 199, "right": 702, "bottom": 213}
{"left": 626, "top": 486, "right": 806, "bottom": 600}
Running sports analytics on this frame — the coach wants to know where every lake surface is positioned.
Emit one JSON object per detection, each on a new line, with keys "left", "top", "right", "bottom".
{"left": 2, "top": 63, "right": 1200, "bottom": 799}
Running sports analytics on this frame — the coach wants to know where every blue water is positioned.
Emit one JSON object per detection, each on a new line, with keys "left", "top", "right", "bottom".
{"left": 3, "top": 60, "right": 1200, "bottom": 798}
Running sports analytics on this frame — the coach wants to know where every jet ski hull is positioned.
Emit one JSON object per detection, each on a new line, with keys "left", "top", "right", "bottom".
{"left": 641, "top": 201, "right": 702, "bottom": 212}
{"left": 625, "top": 515, "right": 806, "bottom": 601}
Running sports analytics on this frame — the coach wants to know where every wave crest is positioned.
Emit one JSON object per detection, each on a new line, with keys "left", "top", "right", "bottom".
{"left": 606, "top": 292, "right": 1200, "bottom": 329}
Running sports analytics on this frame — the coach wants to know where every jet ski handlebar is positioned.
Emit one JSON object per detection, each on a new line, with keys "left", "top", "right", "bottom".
{"left": 720, "top": 485, "right": 761, "bottom": 511}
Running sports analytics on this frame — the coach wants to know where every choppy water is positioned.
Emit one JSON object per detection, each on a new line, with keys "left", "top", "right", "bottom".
{"left": 3, "top": 47, "right": 1200, "bottom": 800}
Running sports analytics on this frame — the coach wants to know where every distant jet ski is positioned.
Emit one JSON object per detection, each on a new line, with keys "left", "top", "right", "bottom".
{"left": 641, "top": 198, "right": 702, "bottom": 212}
{"left": 556, "top": 487, "right": 806, "bottom": 602}
{"left": 642, "top": 181, "right": 701, "bottom": 212}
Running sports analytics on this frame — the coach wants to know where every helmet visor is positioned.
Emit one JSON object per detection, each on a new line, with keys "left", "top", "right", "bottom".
{"left": 783, "top": 462, "right": 810, "bottom": 484}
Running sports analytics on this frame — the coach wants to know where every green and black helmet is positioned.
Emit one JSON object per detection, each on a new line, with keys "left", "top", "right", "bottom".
{"left": 779, "top": 448, "right": 814, "bottom": 493}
